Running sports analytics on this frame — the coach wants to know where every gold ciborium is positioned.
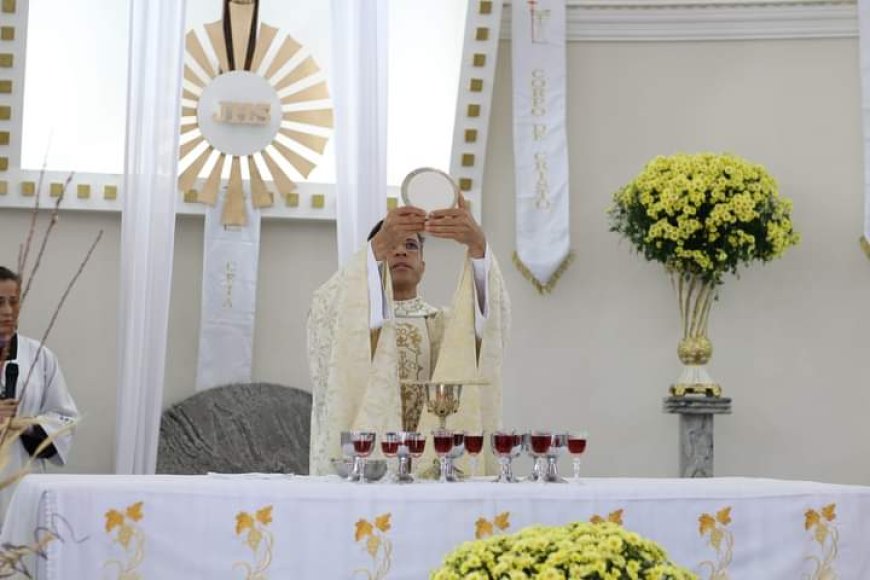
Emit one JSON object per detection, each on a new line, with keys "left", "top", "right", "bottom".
{"left": 401, "top": 379, "right": 488, "bottom": 430}
{"left": 425, "top": 383, "right": 463, "bottom": 429}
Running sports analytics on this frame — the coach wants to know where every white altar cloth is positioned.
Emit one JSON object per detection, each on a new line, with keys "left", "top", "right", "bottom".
{"left": 3, "top": 474, "right": 870, "bottom": 579}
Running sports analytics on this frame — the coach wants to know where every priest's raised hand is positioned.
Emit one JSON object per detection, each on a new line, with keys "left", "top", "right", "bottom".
{"left": 370, "top": 206, "right": 427, "bottom": 262}
{"left": 424, "top": 193, "right": 487, "bottom": 259}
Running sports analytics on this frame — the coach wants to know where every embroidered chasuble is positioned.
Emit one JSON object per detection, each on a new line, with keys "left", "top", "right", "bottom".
{"left": 392, "top": 297, "right": 440, "bottom": 432}
{"left": 307, "top": 247, "right": 510, "bottom": 476}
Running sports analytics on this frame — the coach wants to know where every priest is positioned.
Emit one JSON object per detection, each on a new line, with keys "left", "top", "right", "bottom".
{"left": 0, "top": 266, "right": 78, "bottom": 521}
{"left": 307, "top": 195, "right": 510, "bottom": 475}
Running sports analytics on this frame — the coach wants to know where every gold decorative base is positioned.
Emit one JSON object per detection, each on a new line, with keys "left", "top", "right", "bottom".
{"left": 670, "top": 383, "right": 722, "bottom": 398}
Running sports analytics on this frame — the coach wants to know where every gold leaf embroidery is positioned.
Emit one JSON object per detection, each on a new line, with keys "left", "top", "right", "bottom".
{"left": 590, "top": 509, "right": 624, "bottom": 526}
{"left": 475, "top": 512, "right": 511, "bottom": 539}
{"left": 699, "top": 513, "right": 716, "bottom": 536}
{"left": 366, "top": 534, "right": 381, "bottom": 557}
{"left": 105, "top": 510, "right": 124, "bottom": 533}
{"left": 118, "top": 525, "right": 134, "bottom": 550}
{"left": 236, "top": 512, "right": 254, "bottom": 535}
{"left": 697, "top": 506, "right": 734, "bottom": 580}
{"left": 374, "top": 513, "right": 392, "bottom": 533}
{"left": 710, "top": 528, "right": 724, "bottom": 550}
{"left": 354, "top": 513, "right": 393, "bottom": 580}
{"left": 475, "top": 518, "right": 494, "bottom": 539}
{"left": 247, "top": 528, "right": 263, "bottom": 551}
{"left": 355, "top": 519, "right": 374, "bottom": 542}
{"left": 255, "top": 506, "right": 273, "bottom": 526}
{"left": 125, "top": 502, "right": 143, "bottom": 522}
{"left": 805, "top": 509, "right": 820, "bottom": 531}
{"left": 103, "top": 502, "right": 146, "bottom": 579}
{"left": 233, "top": 506, "right": 274, "bottom": 580}
{"left": 493, "top": 512, "right": 511, "bottom": 531}
{"left": 607, "top": 509, "right": 624, "bottom": 526}
{"left": 814, "top": 524, "right": 828, "bottom": 546}
{"left": 804, "top": 503, "right": 839, "bottom": 580}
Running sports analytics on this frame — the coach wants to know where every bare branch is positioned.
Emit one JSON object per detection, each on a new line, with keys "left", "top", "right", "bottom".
{"left": 21, "top": 173, "right": 73, "bottom": 305}
{"left": 18, "top": 230, "right": 103, "bottom": 405}
{"left": 17, "top": 158, "right": 49, "bottom": 277}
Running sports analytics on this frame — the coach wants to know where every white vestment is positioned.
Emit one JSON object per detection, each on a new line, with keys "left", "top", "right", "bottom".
{"left": 307, "top": 246, "right": 510, "bottom": 476}
{"left": 0, "top": 335, "right": 78, "bottom": 522}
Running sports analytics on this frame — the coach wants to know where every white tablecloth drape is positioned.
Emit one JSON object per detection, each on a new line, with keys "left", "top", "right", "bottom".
{"left": 3, "top": 475, "right": 870, "bottom": 579}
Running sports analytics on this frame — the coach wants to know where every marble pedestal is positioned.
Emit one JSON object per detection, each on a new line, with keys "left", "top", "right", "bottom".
{"left": 663, "top": 396, "right": 732, "bottom": 478}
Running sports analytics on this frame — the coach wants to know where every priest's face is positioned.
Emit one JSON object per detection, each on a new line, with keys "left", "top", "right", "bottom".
{"left": 0, "top": 279, "right": 20, "bottom": 341}
{"left": 387, "top": 235, "right": 425, "bottom": 293}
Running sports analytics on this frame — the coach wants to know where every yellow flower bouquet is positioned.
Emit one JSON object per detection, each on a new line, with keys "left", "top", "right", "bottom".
{"left": 608, "top": 153, "right": 798, "bottom": 285}
{"left": 431, "top": 521, "right": 696, "bottom": 580}
{"left": 608, "top": 153, "right": 799, "bottom": 396}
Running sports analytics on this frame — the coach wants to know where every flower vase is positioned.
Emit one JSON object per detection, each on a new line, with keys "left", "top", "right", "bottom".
{"left": 670, "top": 272, "right": 722, "bottom": 398}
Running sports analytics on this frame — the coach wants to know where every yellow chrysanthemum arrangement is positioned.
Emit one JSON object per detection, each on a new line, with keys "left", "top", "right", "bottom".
{"left": 431, "top": 522, "right": 696, "bottom": 580}
{"left": 609, "top": 153, "right": 799, "bottom": 285}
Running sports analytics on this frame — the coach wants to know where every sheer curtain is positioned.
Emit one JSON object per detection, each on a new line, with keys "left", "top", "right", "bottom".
{"left": 331, "top": 0, "right": 389, "bottom": 265}
{"left": 114, "top": 0, "right": 186, "bottom": 474}
{"left": 859, "top": 2, "right": 870, "bottom": 251}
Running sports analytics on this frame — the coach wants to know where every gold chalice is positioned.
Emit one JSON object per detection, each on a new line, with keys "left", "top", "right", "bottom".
{"left": 402, "top": 379, "right": 488, "bottom": 429}
{"left": 402, "top": 379, "right": 488, "bottom": 479}
{"left": 425, "top": 383, "right": 462, "bottom": 429}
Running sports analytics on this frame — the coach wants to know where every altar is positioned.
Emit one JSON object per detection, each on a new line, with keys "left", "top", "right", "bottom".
{"left": 3, "top": 474, "right": 870, "bottom": 579}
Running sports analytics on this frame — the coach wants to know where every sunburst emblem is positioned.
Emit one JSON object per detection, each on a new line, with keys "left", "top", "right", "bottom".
{"left": 178, "top": 0, "right": 333, "bottom": 226}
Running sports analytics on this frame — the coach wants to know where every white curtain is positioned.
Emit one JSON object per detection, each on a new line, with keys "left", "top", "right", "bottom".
{"left": 114, "top": 0, "right": 186, "bottom": 474}
{"left": 859, "top": 2, "right": 870, "bottom": 249}
{"left": 331, "top": 0, "right": 389, "bottom": 265}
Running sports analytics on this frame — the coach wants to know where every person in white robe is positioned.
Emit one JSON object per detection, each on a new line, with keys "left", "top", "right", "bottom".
{"left": 307, "top": 195, "right": 510, "bottom": 475}
{"left": 0, "top": 266, "right": 78, "bottom": 522}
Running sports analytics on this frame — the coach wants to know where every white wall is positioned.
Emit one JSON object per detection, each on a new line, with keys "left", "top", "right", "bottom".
{"left": 1, "top": 36, "right": 868, "bottom": 483}
{"left": 486, "top": 38, "right": 870, "bottom": 482}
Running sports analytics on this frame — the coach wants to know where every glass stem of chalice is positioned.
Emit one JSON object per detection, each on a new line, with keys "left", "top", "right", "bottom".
{"left": 544, "top": 433, "right": 568, "bottom": 483}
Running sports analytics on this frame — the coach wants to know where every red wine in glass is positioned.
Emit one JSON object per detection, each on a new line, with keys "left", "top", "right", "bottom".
{"left": 567, "top": 438, "right": 587, "bottom": 454}
{"left": 381, "top": 440, "right": 399, "bottom": 456}
{"left": 434, "top": 434, "right": 454, "bottom": 455}
{"left": 407, "top": 437, "right": 425, "bottom": 456}
{"left": 453, "top": 432, "right": 465, "bottom": 447}
{"left": 465, "top": 435, "right": 484, "bottom": 454}
{"left": 353, "top": 438, "right": 374, "bottom": 455}
{"left": 493, "top": 433, "right": 515, "bottom": 455}
{"left": 531, "top": 433, "right": 552, "bottom": 455}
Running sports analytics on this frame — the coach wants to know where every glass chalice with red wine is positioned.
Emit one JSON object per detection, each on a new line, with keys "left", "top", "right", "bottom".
{"left": 380, "top": 431, "right": 400, "bottom": 482}
{"left": 432, "top": 429, "right": 455, "bottom": 483}
{"left": 464, "top": 431, "right": 485, "bottom": 477}
{"left": 491, "top": 430, "right": 521, "bottom": 483}
{"left": 350, "top": 430, "right": 376, "bottom": 484}
{"left": 396, "top": 431, "right": 426, "bottom": 483}
{"left": 528, "top": 430, "right": 552, "bottom": 482}
{"left": 566, "top": 431, "right": 588, "bottom": 483}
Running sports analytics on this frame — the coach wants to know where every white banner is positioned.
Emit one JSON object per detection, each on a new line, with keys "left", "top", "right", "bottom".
{"left": 195, "top": 191, "right": 261, "bottom": 391}
{"left": 859, "top": 1, "right": 870, "bottom": 257}
{"left": 511, "top": 0, "right": 573, "bottom": 293}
